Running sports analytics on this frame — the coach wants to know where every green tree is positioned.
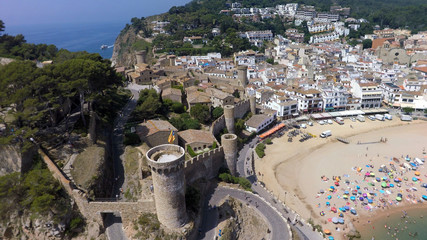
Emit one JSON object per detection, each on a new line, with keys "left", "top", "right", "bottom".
{"left": 212, "top": 107, "right": 224, "bottom": 120}
{"left": 255, "top": 143, "right": 266, "bottom": 158}
{"left": 0, "top": 20, "right": 4, "bottom": 33}
{"left": 402, "top": 107, "right": 414, "bottom": 114}
{"left": 187, "top": 145, "right": 197, "bottom": 157}
{"left": 362, "top": 39, "right": 372, "bottom": 49}
{"left": 235, "top": 118, "right": 246, "bottom": 134}
{"left": 190, "top": 104, "right": 211, "bottom": 123}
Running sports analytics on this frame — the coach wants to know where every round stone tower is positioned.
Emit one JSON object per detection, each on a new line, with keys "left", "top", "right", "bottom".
{"left": 146, "top": 144, "right": 187, "bottom": 229}
{"left": 221, "top": 134, "right": 238, "bottom": 176}
{"left": 249, "top": 95, "right": 256, "bottom": 114}
{"left": 237, "top": 65, "right": 248, "bottom": 88}
{"left": 223, "top": 105, "right": 235, "bottom": 134}
{"left": 135, "top": 50, "right": 147, "bottom": 64}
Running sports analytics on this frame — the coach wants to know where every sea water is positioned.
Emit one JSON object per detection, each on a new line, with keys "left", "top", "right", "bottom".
{"left": 360, "top": 207, "right": 427, "bottom": 240}
{"left": 5, "top": 22, "right": 125, "bottom": 59}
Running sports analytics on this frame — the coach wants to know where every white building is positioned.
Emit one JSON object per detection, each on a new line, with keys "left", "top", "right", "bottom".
{"left": 240, "top": 30, "right": 274, "bottom": 46}
{"left": 321, "top": 85, "right": 349, "bottom": 111}
{"left": 245, "top": 114, "right": 276, "bottom": 133}
{"left": 264, "top": 96, "right": 299, "bottom": 119}
{"left": 380, "top": 82, "right": 401, "bottom": 107}
{"left": 310, "top": 32, "right": 339, "bottom": 44}
{"left": 350, "top": 81, "right": 383, "bottom": 108}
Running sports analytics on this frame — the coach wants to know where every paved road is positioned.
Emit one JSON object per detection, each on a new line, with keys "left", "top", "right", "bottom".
{"left": 106, "top": 83, "right": 151, "bottom": 240}
{"left": 237, "top": 138, "right": 323, "bottom": 240}
{"left": 105, "top": 213, "right": 126, "bottom": 240}
{"left": 200, "top": 186, "right": 290, "bottom": 240}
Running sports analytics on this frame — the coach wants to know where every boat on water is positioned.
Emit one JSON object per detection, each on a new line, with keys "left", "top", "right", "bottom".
{"left": 100, "top": 44, "right": 108, "bottom": 50}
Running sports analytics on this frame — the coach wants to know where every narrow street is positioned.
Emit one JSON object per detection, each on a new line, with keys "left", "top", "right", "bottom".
{"left": 106, "top": 83, "right": 150, "bottom": 240}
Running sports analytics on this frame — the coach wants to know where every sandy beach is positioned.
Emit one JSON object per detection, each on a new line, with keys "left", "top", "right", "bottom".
{"left": 255, "top": 118, "right": 427, "bottom": 239}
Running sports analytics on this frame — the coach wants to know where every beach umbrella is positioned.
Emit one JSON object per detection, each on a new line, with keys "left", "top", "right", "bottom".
{"left": 368, "top": 182, "right": 375, "bottom": 186}
{"left": 415, "top": 171, "right": 421, "bottom": 176}
{"left": 375, "top": 177, "right": 381, "bottom": 182}
{"left": 357, "top": 167, "right": 362, "bottom": 172}
{"left": 320, "top": 189, "right": 325, "bottom": 193}
{"left": 335, "top": 177, "right": 340, "bottom": 182}
{"left": 350, "top": 196, "right": 356, "bottom": 201}
{"left": 412, "top": 177, "right": 418, "bottom": 182}
{"left": 365, "top": 172, "right": 370, "bottom": 176}
{"left": 335, "top": 182, "right": 340, "bottom": 186}
{"left": 359, "top": 197, "right": 364, "bottom": 201}
{"left": 382, "top": 177, "right": 388, "bottom": 180}
{"left": 331, "top": 207, "right": 337, "bottom": 213}
{"left": 422, "top": 195, "right": 427, "bottom": 200}
{"left": 328, "top": 195, "right": 332, "bottom": 200}
{"left": 345, "top": 179, "right": 350, "bottom": 184}
{"left": 324, "top": 229, "right": 331, "bottom": 235}
{"left": 368, "top": 199, "right": 373, "bottom": 204}
{"left": 356, "top": 185, "right": 360, "bottom": 190}
{"left": 339, "top": 218, "right": 345, "bottom": 224}
{"left": 326, "top": 202, "right": 330, "bottom": 206}
{"left": 330, "top": 186, "right": 335, "bottom": 190}
{"left": 343, "top": 195, "right": 348, "bottom": 199}
{"left": 370, "top": 172, "right": 375, "bottom": 177}
{"left": 344, "top": 191, "right": 349, "bottom": 195}
{"left": 327, "top": 218, "right": 332, "bottom": 222}
{"left": 404, "top": 177, "right": 408, "bottom": 181}
{"left": 339, "top": 213, "right": 344, "bottom": 217}
{"left": 344, "top": 206, "right": 350, "bottom": 210}
{"left": 350, "top": 209, "right": 357, "bottom": 215}
{"left": 396, "top": 196, "right": 402, "bottom": 201}
{"left": 328, "top": 236, "right": 334, "bottom": 240}
{"left": 320, "top": 211, "right": 325, "bottom": 216}
{"left": 339, "top": 207, "right": 346, "bottom": 212}
{"left": 332, "top": 217, "right": 338, "bottom": 223}
{"left": 381, "top": 182, "right": 387, "bottom": 188}
{"left": 363, "top": 193, "right": 367, "bottom": 198}
{"left": 394, "top": 178, "right": 400, "bottom": 183}
{"left": 390, "top": 183, "right": 394, "bottom": 188}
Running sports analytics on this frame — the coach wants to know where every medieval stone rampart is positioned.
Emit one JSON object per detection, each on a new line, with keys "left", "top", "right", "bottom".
{"left": 184, "top": 147, "right": 224, "bottom": 183}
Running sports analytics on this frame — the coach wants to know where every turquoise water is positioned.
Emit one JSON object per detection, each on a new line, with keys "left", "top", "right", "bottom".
{"left": 5, "top": 22, "right": 125, "bottom": 59}
{"left": 360, "top": 207, "right": 427, "bottom": 240}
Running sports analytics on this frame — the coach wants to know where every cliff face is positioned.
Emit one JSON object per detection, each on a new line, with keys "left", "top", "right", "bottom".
{"left": 111, "top": 29, "right": 138, "bottom": 68}
{"left": 111, "top": 26, "right": 154, "bottom": 68}
{"left": 0, "top": 145, "right": 35, "bottom": 176}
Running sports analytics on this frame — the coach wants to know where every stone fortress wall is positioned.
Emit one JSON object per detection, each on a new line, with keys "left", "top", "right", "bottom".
{"left": 184, "top": 146, "right": 225, "bottom": 184}
{"left": 210, "top": 99, "right": 250, "bottom": 136}
{"left": 39, "top": 148, "right": 155, "bottom": 227}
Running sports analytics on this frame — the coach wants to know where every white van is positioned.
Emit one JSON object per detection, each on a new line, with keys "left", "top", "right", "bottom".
{"left": 320, "top": 130, "right": 332, "bottom": 138}
{"left": 356, "top": 115, "right": 365, "bottom": 122}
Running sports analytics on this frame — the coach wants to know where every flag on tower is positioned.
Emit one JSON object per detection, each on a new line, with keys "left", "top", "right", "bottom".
{"left": 168, "top": 130, "right": 175, "bottom": 143}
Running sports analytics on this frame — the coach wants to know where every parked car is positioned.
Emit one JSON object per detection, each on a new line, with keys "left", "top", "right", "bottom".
{"left": 350, "top": 117, "right": 356, "bottom": 122}
{"left": 318, "top": 120, "right": 325, "bottom": 125}
{"left": 368, "top": 115, "right": 376, "bottom": 121}
{"left": 327, "top": 119, "right": 333, "bottom": 124}
{"left": 308, "top": 121, "right": 313, "bottom": 126}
